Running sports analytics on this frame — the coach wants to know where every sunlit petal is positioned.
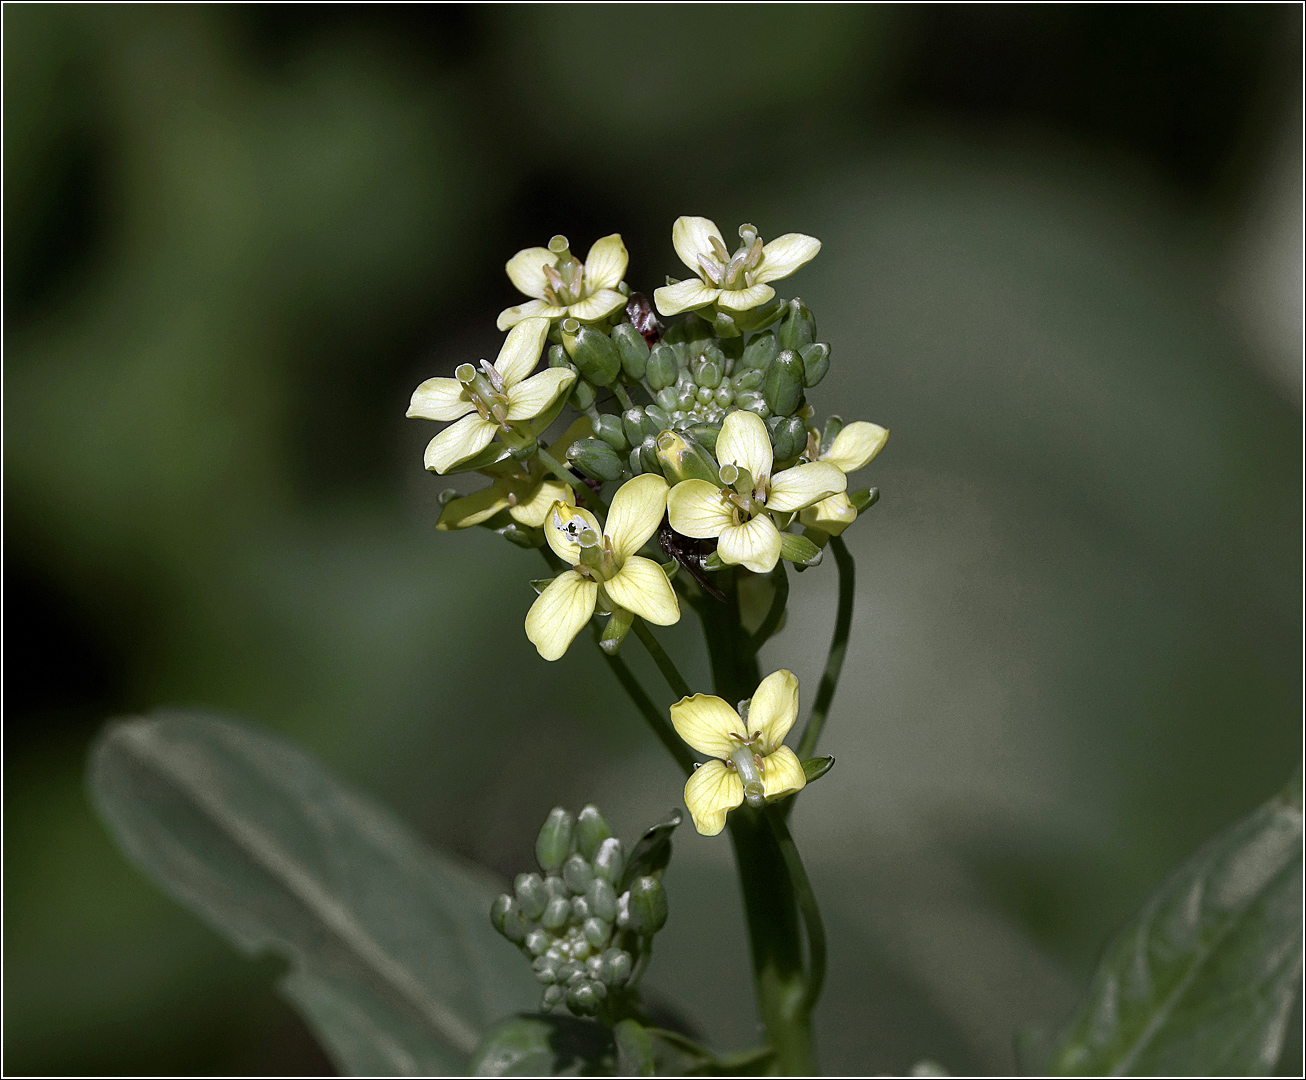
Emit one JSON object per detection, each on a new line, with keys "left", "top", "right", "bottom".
{"left": 435, "top": 485, "right": 510, "bottom": 530}
{"left": 716, "top": 409, "right": 774, "bottom": 485}
{"left": 761, "top": 745, "right": 806, "bottom": 801}
{"left": 671, "top": 216, "right": 727, "bottom": 274}
{"left": 505, "top": 367, "right": 576, "bottom": 421}
{"left": 582, "top": 233, "right": 629, "bottom": 292}
{"left": 606, "top": 474, "right": 669, "bottom": 560}
{"left": 683, "top": 760, "right": 745, "bottom": 837}
{"left": 746, "top": 669, "right": 800, "bottom": 748}
{"left": 544, "top": 502, "right": 602, "bottom": 566}
{"left": 507, "top": 478, "right": 574, "bottom": 527}
{"left": 717, "top": 515, "right": 782, "bottom": 574}
{"left": 566, "top": 288, "right": 627, "bottom": 323}
{"left": 505, "top": 247, "right": 555, "bottom": 300}
{"left": 407, "top": 377, "right": 474, "bottom": 422}
{"left": 766, "top": 461, "right": 846, "bottom": 513}
{"left": 824, "top": 421, "right": 889, "bottom": 473}
{"left": 424, "top": 415, "right": 497, "bottom": 474}
{"left": 604, "top": 556, "right": 679, "bottom": 626}
{"left": 525, "top": 571, "right": 598, "bottom": 662}
{"left": 653, "top": 279, "right": 719, "bottom": 317}
{"left": 755, "top": 233, "right": 821, "bottom": 283}
{"left": 497, "top": 299, "right": 566, "bottom": 332}
{"left": 670, "top": 694, "right": 744, "bottom": 760}
{"left": 667, "top": 479, "right": 735, "bottom": 538}
{"left": 494, "top": 316, "right": 552, "bottom": 388}
{"left": 798, "top": 493, "right": 858, "bottom": 536}
{"left": 714, "top": 283, "right": 775, "bottom": 311}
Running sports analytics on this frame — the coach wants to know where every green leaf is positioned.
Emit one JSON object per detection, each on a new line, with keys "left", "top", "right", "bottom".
{"left": 1045, "top": 776, "right": 1303, "bottom": 1076}
{"left": 88, "top": 711, "right": 535, "bottom": 1076}
{"left": 469, "top": 1014, "right": 614, "bottom": 1076}
{"left": 619, "top": 808, "right": 682, "bottom": 891}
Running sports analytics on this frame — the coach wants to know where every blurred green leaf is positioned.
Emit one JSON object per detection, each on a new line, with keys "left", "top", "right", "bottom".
{"left": 470, "top": 1014, "right": 615, "bottom": 1077}
{"left": 87, "top": 711, "right": 535, "bottom": 1076}
{"left": 1044, "top": 775, "right": 1303, "bottom": 1075}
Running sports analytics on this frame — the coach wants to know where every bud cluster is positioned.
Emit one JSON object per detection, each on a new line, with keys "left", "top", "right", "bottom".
{"left": 490, "top": 805, "right": 670, "bottom": 1017}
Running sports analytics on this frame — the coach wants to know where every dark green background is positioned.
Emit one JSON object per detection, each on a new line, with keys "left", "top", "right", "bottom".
{"left": 4, "top": 5, "right": 1301, "bottom": 1075}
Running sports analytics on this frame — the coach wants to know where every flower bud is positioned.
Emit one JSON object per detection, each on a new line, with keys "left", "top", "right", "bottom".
{"left": 655, "top": 430, "right": 719, "bottom": 484}
{"left": 562, "top": 852, "right": 594, "bottom": 894}
{"left": 592, "top": 836, "right": 625, "bottom": 882}
{"left": 692, "top": 355, "right": 722, "bottom": 390}
{"left": 592, "top": 413, "right": 627, "bottom": 452}
{"left": 779, "top": 298, "right": 817, "bottom": 351}
{"left": 599, "top": 947, "right": 634, "bottom": 986}
{"left": 547, "top": 344, "right": 571, "bottom": 370}
{"left": 644, "top": 404, "right": 671, "bottom": 430}
{"left": 556, "top": 962, "right": 583, "bottom": 985}
{"left": 496, "top": 522, "right": 543, "bottom": 549}
{"left": 491, "top": 894, "right": 528, "bottom": 943}
{"left": 567, "top": 980, "right": 603, "bottom": 1016}
{"left": 585, "top": 877, "right": 618, "bottom": 922}
{"left": 662, "top": 313, "right": 713, "bottom": 366}
{"left": 740, "top": 328, "right": 779, "bottom": 371}
{"left": 535, "top": 808, "right": 574, "bottom": 872}
{"left": 622, "top": 408, "right": 650, "bottom": 448}
{"left": 686, "top": 423, "right": 721, "bottom": 454}
{"left": 780, "top": 531, "right": 823, "bottom": 567}
{"left": 611, "top": 322, "right": 650, "bottom": 380}
{"left": 526, "top": 929, "right": 551, "bottom": 956}
{"left": 567, "top": 437, "right": 626, "bottom": 483}
{"left": 569, "top": 378, "right": 596, "bottom": 411}
{"left": 541, "top": 984, "right": 566, "bottom": 1010}
{"left": 576, "top": 805, "right": 614, "bottom": 860}
{"left": 764, "top": 349, "right": 805, "bottom": 416}
{"left": 583, "top": 916, "right": 613, "bottom": 949}
{"left": 732, "top": 367, "right": 764, "bottom": 392}
{"left": 736, "top": 391, "right": 770, "bottom": 419}
{"left": 514, "top": 872, "right": 548, "bottom": 920}
{"left": 541, "top": 896, "right": 570, "bottom": 929}
{"left": 627, "top": 875, "right": 668, "bottom": 934}
{"left": 543, "top": 874, "right": 568, "bottom": 900}
{"left": 532, "top": 955, "right": 559, "bottom": 983}
{"left": 799, "top": 342, "right": 830, "bottom": 387}
{"left": 570, "top": 324, "right": 622, "bottom": 387}
{"left": 770, "top": 415, "right": 807, "bottom": 461}
{"left": 571, "top": 895, "right": 591, "bottom": 922}
{"left": 646, "top": 343, "right": 679, "bottom": 390}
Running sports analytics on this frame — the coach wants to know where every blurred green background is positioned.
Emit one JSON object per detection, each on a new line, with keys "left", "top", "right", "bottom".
{"left": 4, "top": 4, "right": 1301, "bottom": 1075}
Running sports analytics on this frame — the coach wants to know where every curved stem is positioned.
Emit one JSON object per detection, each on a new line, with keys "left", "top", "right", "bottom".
{"left": 749, "top": 564, "right": 789, "bottom": 654}
{"left": 766, "top": 805, "right": 827, "bottom": 1014}
{"left": 594, "top": 632, "right": 695, "bottom": 777}
{"left": 796, "top": 535, "right": 855, "bottom": 760}
{"left": 632, "top": 619, "right": 693, "bottom": 700}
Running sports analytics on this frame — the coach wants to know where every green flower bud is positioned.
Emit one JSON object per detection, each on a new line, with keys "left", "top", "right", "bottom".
{"left": 763, "top": 349, "right": 805, "bottom": 416}
{"left": 850, "top": 488, "right": 879, "bottom": 513}
{"left": 693, "top": 355, "right": 722, "bottom": 389}
{"left": 526, "top": 928, "right": 551, "bottom": 956}
{"left": 571, "top": 895, "right": 592, "bottom": 922}
{"left": 535, "top": 808, "right": 574, "bottom": 872}
{"left": 779, "top": 298, "right": 816, "bottom": 351}
{"left": 514, "top": 873, "right": 548, "bottom": 920}
{"left": 695, "top": 386, "right": 714, "bottom": 405}
{"left": 655, "top": 430, "right": 719, "bottom": 484}
{"left": 556, "top": 962, "right": 583, "bottom": 985}
{"left": 570, "top": 324, "right": 622, "bottom": 387}
{"left": 567, "top": 437, "right": 626, "bottom": 483}
{"left": 820, "top": 415, "right": 844, "bottom": 453}
{"left": 567, "top": 980, "right": 603, "bottom": 1016}
{"left": 547, "top": 344, "right": 571, "bottom": 369}
{"left": 621, "top": 409, "right": 648, "bottom": 448}
{"left": 662, "top": 313, "right": 713, "bottom": 366}
{"left": 780, "top": 531, "right": 823, "bottom": 567}
{"left": 771, "top": 415, "right": 808, "bottom": 462}
{"left": 646, "top": 343, "right": 679, "bottom": 391}
{"left": 532, "top": 955, "right": 559, "bottom": 984}
{"left": 563, "top": 852, "right": 594, "bottom": 894}
{"left": 592, "top": 414, "right": 627, "bottom": 452}
{"left": 653, "top": 386, "right": 677, "bottom": 413}
{"left": 713, "top": 385, "right": 735, "bottom": 409}
{"left": 740, "top": 329, "right": 779, "bottom": 372}
{"left": 627, "top": 876, "right": 668, "bottom": 934}
{"left": 585, "top": 877, "right": 618, "bottom": 922}
{"left": 592, "top": 836, "right": 625, "bottom": 883}
{"left": 496, "top": 522, "right": 543, "bottom": 549}
{"left": 542, "top": 984, "right": 566, "bottom": 1010}
{"left": 611, "top": 323, "right": 650, "bottom": 380}
{"left": 799, "top": 342, "right": 830, "bottom": 387}
{"left": 543, "top": 874, "right": 568, "bottom": 900}
{"left": 732, "top": 367, "right": 765, "bottom": 392}
{"left": 599, "top": 948, "right": 634, "bottom": 986}
{"left": 644, "top": 404, "right": 671, "bottom": 430}
{"left": 686, "top": 423, "right": 721, "bottom": 453}
{"left": 541, "top": 896, "right": 570, "bottom": 929}
{"left": 583, "top": 916, "right": 612, "bottom": 949}
{"left": 676, "top": 387, "right": 697, "bottom": 411}
{"left": 576, "top": 805, "right": 614, "bottom": 860}
{"left": 736, "top": 391, "right": 770, "bottom": 419}
{"left": 569, "top": 378, "right": 596, "bottom": 411}
{"left": 491, "top": 894, "right": 528, "bottom": 943}
{"left": 802, "top": 756, "right": 835, "bottom": 782}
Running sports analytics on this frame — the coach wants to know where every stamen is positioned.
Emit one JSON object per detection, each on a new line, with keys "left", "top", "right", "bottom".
{"left": 697, "top": 254, "right": 722, "bottom": 286}
{"left": 480, "top": 358, "right": 505, "bottom": 393}
{"left": 708, "top": 235, "right": 731, "bottom": 264}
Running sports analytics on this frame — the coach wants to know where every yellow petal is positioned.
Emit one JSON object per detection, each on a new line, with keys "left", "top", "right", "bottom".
{"left": 544, "top": 502, "right": 602, "bottom": 566}
{"left": 761, "top": 745, "right": 806, "bottom": 801}
{"left": 604, "top": 556, "right": 679, "bottom": 626}
{"left": 667, "top": 479, "right": 735, "bottom": 538}
{"left": 494, "top": 316, "right": 552, "bottom": 388}
{"left": 670, "top": 693, "right": 743, "bottom": 760}
{"left": 606, "top": 473, "right": 669, "bottom": 560}
{"left": 824, "top": 421, "right": 889, "bottom": 473}
{"left": 408, "top": 377, "right": 473, "bottom": 422}
{"left": 507, "top": 478, "right": 574, "bottom": 528}
{"left": 525, "top": 571, "right": 598, "bottom": 662}
{"left": 716, "top": 409, "right": 773, "bottom": 484}
{"left": 671, "top": 216, "right": 726, "bottom": 274}
{"left": 717, "top": 515, "right": 782, "bottom": 574}
{"left": 653, "top": 279, "right": 719, "bottom": 317}
{"left": 505, "top": 247, "right": 555, "bottom": 300}
{"left": 766, "top": 461, "right": 846, "bottom": 513}
{"left": 798, "top": 493, "right": 857, "bottom": 536}
{"left": 424, "top": 414, "right": 498, "bottom": 474}
{"left": 582, "top": 233, "right": 629, "bottom": 292}
{"left": 746, "top": 669, "right": 800, "bottom": 749}
{"left": 566, "top": 288, "right": 627, "bottom": 323}
{"left": 505, "top": 367, "right": 577, "bottom": 421}
{"left": 683, "top": 760, "right": 744, "bottom": 837}
{"left": 755, "top": 233, "right": 821, "bottom": 284}
{"left": 435, "top": 485, "right": 511, "bottom": 530}
{"left": 715, "top": 283, "right": 775, "bottom": 312}
{"left": 497, "top": 299, "right": 566, "bottom": 332}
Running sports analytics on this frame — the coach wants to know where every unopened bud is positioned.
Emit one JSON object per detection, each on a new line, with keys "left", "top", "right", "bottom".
{"left": 547, "top": 344, "right": 571, "bottom": 370}
{"left": 764, "top": 350, "right": 805, "bottom": 416}
{"left": 644, "top": 404, "right": 671, "bottom": 430}
{"left": 543, "top": 874, "right": 568, "bottom": 900}
{"left": 514, "top": 873, "right": 548, "bottom": 920}
{"left": 583, "top": 916, "right": 613, "bottom": 949}
{"left": 661, "top": 313, "right": 712, "bottom": 366}
{"left": 655, "top": 430, "right": 719, "bottom": 484}
{"left": 599, "top": 947, "right": 634, "bottom": 986}
{"left": 733, "top": 367, "right": 765, "bottom": 392}
{"left": 541, "top": 983, "right": 566, "bottom": 1010}
{"left": 563, "top": 852, "right": 594, "bottom": 894}
{"left": 570, "top": 324, "right": 622, "bottom": 387}
{"left": 779, "top": 298, "right": 816, "bottom": 351}
{"left": 585, "top": 877, "right": 618, "bottom": 922}
{"left": 592, "top": 836, "right": 625, "bottom": 882}
{"left": 627, "top": 876, "right": 668, "bottom": 934}
{"left": 687, "top": 423, "right": 721, "bottom": 453}
{"left": 592, "top": 413, "right": 628, "bottom": 452}
{"left": 576, "top": 805, "right": 614, "bottom": 860}
{"left": 491, "top": 894, "right": 527, "bottom": 943}
{"left": 571, "top": 895, "right": 591, "bottom": 922}
{"left": 541, "top": 896, "right": 570, "bottom": 929}
{"left": 799, "top": 342, "right": 830, "bottom": 387}
{"left": 535, "top": 808, "right": 574, "bottom": 872}
{"left": 569, "top": 378, "right": 596, "bottom": 411}
{"left": 611, "top": 323, "right": 650, "bottom": 380}
{"left": 780, "top": 531, "right": 823, "bottom": 567}
{"left": 736, "top": 391, "right": 770, "bottom": 419}
{"left": 646, "top": 343, "right": 679, "bottom": 390}
{"left": 532, "top": 957, "right": 559, "bottom": 984}
{"left": 770, "top": 415, "right": 807, "bottom": 461}
{"left": 693, "top": 355, "right": 722, "bottom": 389}
{"left": 567, "top": 437, "right": 626, "bottom": 482}
{"left": 740, "top": 328, "right": 779, "bottom": 372}
{"left": 567, "top": 980, "right": 603, "bottom": 1016}
{"left": 526, "top": 929, "right": 552, "bottom": 956}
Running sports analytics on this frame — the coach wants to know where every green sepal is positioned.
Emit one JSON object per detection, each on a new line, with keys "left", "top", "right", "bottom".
{"left": 496, "top": 522, "right": 544, "bottom": 549}
{"left": 575, "top": 805, "right": 614, "bottom": 861}
{"left": 732, "top": 295, "right": 784, "bottom": 333}
{"left": 739, "top": 328, "right": 779, "bottom": 372}
{"left": 535, "top": 808, "right": 575, "bottom": 872}
{"left": 660, "top": 559, "right": 680, "bottom": 580}
{"left": 770, "top": 415, "right": 807, "bottom": 461}
{"left": 655, "top": 430, "right": 720, "bottom": 484}
{"left": 799, "top": 341, "right": 830, "bottom": 387}
{"left": 611, "top": 322, "right": 650, "bottom": 380}
{"left": 820, "top": 414, "right": 844, "bottom": 454}
{"left": 645, "top": 343, "right": 678, "bottom": 390}
{"left": 528, "top": 577, "right": 555, "bottom": 596}
{"left": 569, "top": 378, "right": 597, "bottom": 411}
{"left": 850, "top": 487, "right": 879, "bottom": 513}
{"left": 619, "top": 808, "right": 681, "bottom": 889}
{"left": 710, "top": 308, "right": 742, "bottom": 338}
{"left": 599, "top": 607, "right": 634, "bottom": 654}
{"left": 570, "top": 324, "right": 622, "bottom": 387}
{"left": 703, "top": 551, "right": 725, "bottom": 571}
{"left": 626, "top": 876, "right": 668, "bottom": 934}
{"left": 779, "top": 531, "right": 823, "bottom": 567}
{"left": 567, "top": 438, "right": 626, "bottom": 483}
{"left": 801, "top": 756, "right": 835, "bottom": 783}
{"left": 763, "top": 349, "right": 805, "bottom": 417}
{"left": 778, "top": 297, "right": 816, "bottom": 351}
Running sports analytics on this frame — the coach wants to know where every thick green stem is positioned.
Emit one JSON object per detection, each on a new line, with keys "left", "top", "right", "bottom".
{"left": 632, "top": 619, "right": 692, "bottom": 700}
{"left": 766, "top": 806, "right": 827, "bottom": 1013}
{"left": 796, "top": 535, "right": 855, "bottom": 760}
{"left": 749, "top": 564, "right": 789, "bottom": 654}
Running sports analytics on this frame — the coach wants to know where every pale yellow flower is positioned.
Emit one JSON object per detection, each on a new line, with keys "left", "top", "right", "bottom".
{"left": 407, "top": 318, "right": 575, "bottom": 474}
{"left": 799, "top": 421, "right": 889, "bottom": 537}
{"left": 653, "top": 217, "right": 820, "bottom": 318}
{"left": 525, "top": 474, "right": 679, "bottom": 661}
{"left": 666, "top": 410, "right": 844, "bottom": 573}
{"left": 671, "top": 669, "right": 807, "bottom": 836}
{"left": 497, "top": 234, "right": 629, "bottom": 331}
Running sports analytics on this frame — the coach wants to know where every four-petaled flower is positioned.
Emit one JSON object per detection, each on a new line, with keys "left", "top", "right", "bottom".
{"left": 799, "top": 421, "right": 889, "bottom": 537}
{"left": 526, "top": 474, "right": 679, "bottom": 661}
{"left": 671, "top": 669, "right": 807, "bottom": 836}
{"left": 407, "top": 318, "right": 576, "bottom": 474}
{"left": 497, "top": 234, "right": 629, "bottom": 331}
{"left": 653, "top": 217, "right": 820, "bottom": 318}
{"left": 667, "top": 410, "right": 845, "bottom": 573}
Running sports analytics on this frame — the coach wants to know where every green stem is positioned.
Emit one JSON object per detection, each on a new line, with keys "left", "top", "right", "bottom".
{"left": 766, "top": 806, "right": 827, "bottom": 1013}
{"left": 594, "top": 632, "right": 695, "bottom": 777}
{"left": 749, "top": 564, "right": 789, "bottom": 654}
{"left": 535, "top": 445, "right": 608, "bottom": 516}
{"left": 632, "top": 619, "right": 693, "bottom": 700}
{"left": 612, "top": 383, "right": 635, "bottom": 411}
{"left": 795, "top": 535, "right": 855, "bottom": 760}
